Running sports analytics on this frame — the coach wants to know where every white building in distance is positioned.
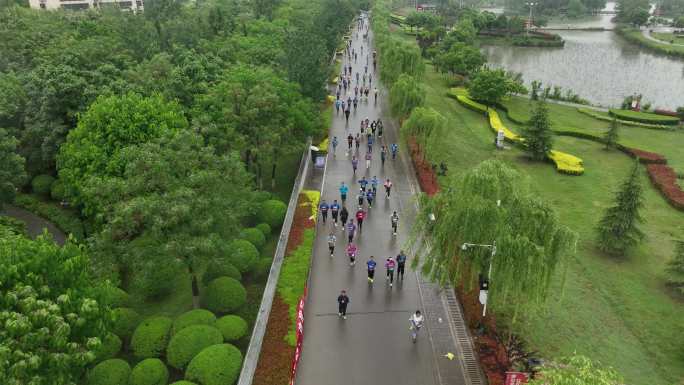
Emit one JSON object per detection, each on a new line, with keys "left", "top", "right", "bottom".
{"left": 29, "top": 0, "right": 143, "bottom": 11}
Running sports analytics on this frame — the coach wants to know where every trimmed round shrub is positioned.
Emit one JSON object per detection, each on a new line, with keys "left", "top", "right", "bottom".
{"left": 253, "top": 258, "right": 272, "bottom": 280}
{"left": 95, "top": 333, "right": 122, "bottom": 362}
{"left": 239, "top": 228, "right": 266, "bottom": 249}
{"left": 215, "top": 315, "right": 248, "bottom": 342}
{"left": 89, "top": 359, "right": 131, "bottom": 385}
{"left": 97, "top": 285, "right": 130, "bottom": 308}
{"left": 170, "top": 382, "right": 197, "bottom": 385}
{"left": 112, "top": 307, "right": 141, "bottom": 339}
{"left": 31, "top": 174, "right": 55, "bottom": 196}
{"left": 173, "top": 309, "right": 217, "bottom": 335}
{"left": 130, "top": 316, "right": 173, "bottom": 359}
{"left": 202, "top": 277, "right": 247, "bottom": 314}
{"left": 257, "top": 199, "right": 287, "bottom": 228}
{"left": 201, "top": 260, "right": 241, "bottom": 285}
{"left": 185, "top": 344, "right": 243, "bottom": 385}
{"left": 50, "top": 178, "right": 67, "bottom": 201}
{"left": 130, "top": 358, "right": 169, "bottom": 385}
{"left": 227, "top": 239, "right": 259, "bottom": 273}
{"left": 167, "top": 325, "right": 224, "bottom": 370}
{"left": 255, "top": 223, "right": 271, "bottom": 236}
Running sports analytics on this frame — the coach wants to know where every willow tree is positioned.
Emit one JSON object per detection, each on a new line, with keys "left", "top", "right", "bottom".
{"left": 401, "top": 107, "right": 446, "bottom": 158}
{"left": 390, "top": 74, "right": 426, "bottom": 119}
{"left": 410, "top": 160, "right": 577, "bottom": 319}
{"left": 377, "top": 37, "right": 425, "bottom": 86}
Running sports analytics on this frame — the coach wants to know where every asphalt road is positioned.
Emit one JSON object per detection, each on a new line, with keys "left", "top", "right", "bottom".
{"left": 295, "top": 15, "right": 440, "bottom": 385}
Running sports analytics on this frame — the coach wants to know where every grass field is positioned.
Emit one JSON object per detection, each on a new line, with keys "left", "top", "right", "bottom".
{"left": 415, "top": 63, "right": 684, "bottom": 385}
{"left": 652, "top": 32, "right": 684, "bottom": 44}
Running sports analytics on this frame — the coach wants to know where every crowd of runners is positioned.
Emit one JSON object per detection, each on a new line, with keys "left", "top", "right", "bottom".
{"left": 318, "top": 12, "right": 424, "bottom": 341}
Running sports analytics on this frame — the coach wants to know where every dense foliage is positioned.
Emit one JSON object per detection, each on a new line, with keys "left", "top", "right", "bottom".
{"left": 202, "top": 277, "right": 247, "bottom": 314}
{"left": 0, "top": 233, "right": 110, "bottom": 385}
{"left": 0, "top": 127, "right": 26, "bottom": 207}
{"left": 528, "top": 354, "right": 623, "bottom": 384}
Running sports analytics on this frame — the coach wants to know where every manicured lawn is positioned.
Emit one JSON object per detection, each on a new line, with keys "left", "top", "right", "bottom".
{"left": 417, "top": 62, "right": 684, "bottom": 385}
{"left": 652, "top": 32, "right": 684, "bottom": 44}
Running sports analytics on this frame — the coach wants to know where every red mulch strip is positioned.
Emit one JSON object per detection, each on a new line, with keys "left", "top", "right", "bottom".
{"left": 252, "top": 295, "right": 294, "bottom": 385}
{"left": 407, "top": 136, "right": 440, "bottom": 196}
{"left": 647, "top": 164, "right": 684, "bottom": 211}
{"left": 456, "top": 283, "right": 510, "bottom": 385}
{"left": 622, "top": 146, "right": 667, "bottom": 164}
{"left": 252, "top": 193, "right": 314, "bottom": 385}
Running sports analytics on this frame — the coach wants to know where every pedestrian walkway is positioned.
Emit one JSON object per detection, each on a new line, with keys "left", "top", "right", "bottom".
{"left": 296, "top": 13, "right": 474, "bottom": 385}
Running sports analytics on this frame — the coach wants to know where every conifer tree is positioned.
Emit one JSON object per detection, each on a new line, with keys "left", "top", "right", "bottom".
{"left": 596, "top": 161, "right": 645, "bottom": 257}
{"left": 666, "top": 241, "right": 684, "bottom": 294}
{"left": 522, "top": 101, "right": 554, "bottom": 161}
{"left": 603, "top": 117, "right": 619, "bottom": 149}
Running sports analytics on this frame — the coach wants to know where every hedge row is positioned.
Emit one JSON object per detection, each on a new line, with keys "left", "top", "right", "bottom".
{"left": 13, "top": 194, "right": 85, "bottom": 241}
{"left": 577, "top": 108, "right": 672, "bottom": 130}
{"left": 553, "top": 130, "right": 668, "bottom": 164}
{"left": 647, "top": 164, "right": 684, "bottom": 211}
{"left": 608, "top": 108, "right": 680, "bottom": 125}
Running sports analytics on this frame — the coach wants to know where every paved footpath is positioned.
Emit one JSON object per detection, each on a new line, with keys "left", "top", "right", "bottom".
{"left": 296, "top": 14, "right": 471, "bottom": 385}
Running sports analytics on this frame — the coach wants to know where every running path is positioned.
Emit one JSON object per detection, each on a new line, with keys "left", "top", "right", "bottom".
{"left": 296, "top": 14, "right": 470, "bottom": 385}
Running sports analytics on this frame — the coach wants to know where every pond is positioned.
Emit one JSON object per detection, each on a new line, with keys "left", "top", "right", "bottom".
{"left": 481, "top": 4, "right": 684, "bottom": 109}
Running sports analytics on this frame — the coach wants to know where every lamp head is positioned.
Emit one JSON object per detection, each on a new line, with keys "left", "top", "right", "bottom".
{"left": 461, "top": 243, "right": 468, "bottom": 251}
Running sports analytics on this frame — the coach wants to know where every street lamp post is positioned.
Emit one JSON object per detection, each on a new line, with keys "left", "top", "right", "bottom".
{"left": 525, "top": 2, "right": 537, "bottom": 37}
{"left": 461, "top": 240, "right": 496, "bottom": 317}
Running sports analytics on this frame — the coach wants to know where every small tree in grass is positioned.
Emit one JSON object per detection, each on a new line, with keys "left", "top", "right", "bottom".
{"left": 596, "top": 161, "right": 645, "bottom": 257}
{"left": 522, "top": 101, "right": 554, "bottom": 161}
{"left": 665, "top": 240, "right": 684, "bottom": 294}
{"left": 603, "top": 118, "right": 619, "bottom": 149}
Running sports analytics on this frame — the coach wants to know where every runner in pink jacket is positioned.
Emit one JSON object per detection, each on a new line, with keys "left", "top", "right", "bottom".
{"left": 385, "top": 258, "right": 396, "bottom": 287}
{"left": 346, "top": 243, "right": 358, "bottom": 266}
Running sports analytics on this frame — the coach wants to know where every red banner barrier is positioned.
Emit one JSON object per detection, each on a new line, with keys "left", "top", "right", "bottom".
{"left": 505, "top": 372, "right": 529, "bottom": 385}
{"left": 289, "top": 296, "right": 306, "bottom": 385}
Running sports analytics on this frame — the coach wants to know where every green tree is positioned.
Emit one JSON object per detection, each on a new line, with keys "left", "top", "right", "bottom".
{"left": 90, "top": 131, "right": 254, "bottom": 307}
{"left": 596, "top": 161, "right": 645, "bottom": 257}
{"left": 616, "top": 0, "right": 651, "bottom": 26}
{"left": 144, "top": 0, "right": 182, "bottom": 50}
{"left": 522, "top": 101, "right": 554, "bottom": 161}
{"left": 567, "top": 0, "right": 588, "bottom": 17}
{"left": 57, "top": 92, "right": 187, "bottom": 216}
{"left": 603, "top": 118, "right": 619, "bottom": 149}
{"left": 434, "top": 42, "right": 485, "bottom": 77}
{"left": 528, "top": 354, "right": 623, "bottom": 385}
{"left": 665, "top": 240, "right": 684, "bottom": 294}
{"left": 410, "top": 160, "right": 577, "bottom": 318}
{"left": 0, "top": 233, "right": 111, "bottom": 385}
{"left": 0, "top": 128, "right": 26, "bottom": 208}
{"left": 378, "top": 38, "right": 425, "bottom": 85}
{"left": 468, "top": 68, "right": 522, "bottom": 106}
{"left": 194, "top": 65, "right": 316, "bottom": 187}
{"left": 390, "top": 74, "right": 426, "bottom": 119}
{"left": 401, "top": 107, "right": 446, "bottom": 158}
{"left": 283, "top": 23, "right": 328, "bottom": 101}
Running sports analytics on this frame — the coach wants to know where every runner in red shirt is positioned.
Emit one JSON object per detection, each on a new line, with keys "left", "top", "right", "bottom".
{"left": 355, "top": 207, "right": 366, "bottom": 232}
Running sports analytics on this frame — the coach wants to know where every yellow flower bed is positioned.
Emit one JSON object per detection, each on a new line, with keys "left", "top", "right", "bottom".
{"left": 488, "top": 110, "right": 521, "bottom": 142}
{"left": 318, "top": 137, "right": 329, "bottom": 153}
{"left": 448, "top": 88, "right": 584, "bottom": 175}
{"left": 548, "top": 150, "right": 584, "bottom": 175}
{"left": 302, "top": 190, "right": 321, "bottom": 222}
